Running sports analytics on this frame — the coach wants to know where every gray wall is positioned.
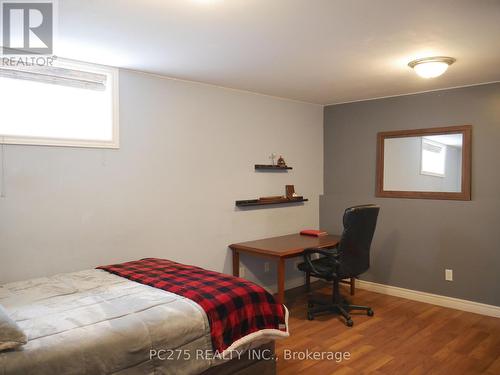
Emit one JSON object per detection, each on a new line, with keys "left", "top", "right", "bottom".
{"left": 0, "top": 70, "right": 324, "bottom": 291}
{"left": 321, "top": 83, "right": 500, "bottom": 307}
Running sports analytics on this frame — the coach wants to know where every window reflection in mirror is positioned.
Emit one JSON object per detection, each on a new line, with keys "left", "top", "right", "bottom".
{"left": 383, "top": 133, "right": 463, "bottom": 193}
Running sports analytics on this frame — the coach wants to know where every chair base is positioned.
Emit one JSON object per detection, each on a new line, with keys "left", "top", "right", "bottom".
{"left": 306, "top": 299, "right": 373, "bottom": 326}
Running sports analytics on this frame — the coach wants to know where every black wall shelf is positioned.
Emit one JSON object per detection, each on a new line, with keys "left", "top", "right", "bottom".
{"left": 235, "top": 197, "right": 308, "bottom": 207}
{"left": 254, "top": 164, "right": 292, "bottom": 170}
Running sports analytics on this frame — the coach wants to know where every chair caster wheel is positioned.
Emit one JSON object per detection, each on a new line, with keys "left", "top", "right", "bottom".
{"left": 346, "top": 319, "right": 354, "bottom": 327}
{"left": 307, "top": 312, "right": 314, "bottom": 321}
{"left": 308, "top": 302, "right": 314, "bottom": 308}
{"left": 367, "top": 309, "right": 374, "bottom": 317}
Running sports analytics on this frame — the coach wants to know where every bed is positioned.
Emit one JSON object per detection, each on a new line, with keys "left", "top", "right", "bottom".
{"left": 0, "top": 259, "right": 289, "bottom": 375}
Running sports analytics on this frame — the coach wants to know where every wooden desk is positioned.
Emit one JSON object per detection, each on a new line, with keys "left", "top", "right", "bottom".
{"left": 230, "top": 233, "right": 352, "bottom": 304}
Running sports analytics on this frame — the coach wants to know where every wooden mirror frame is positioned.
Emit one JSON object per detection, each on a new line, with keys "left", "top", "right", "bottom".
{"left": 376, "top": 125, "right": 472, "bottom": 200}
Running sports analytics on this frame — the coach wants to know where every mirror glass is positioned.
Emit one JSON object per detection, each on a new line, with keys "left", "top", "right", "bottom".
{"left": 383, "top": 133, "right": 463, "bottom": 192}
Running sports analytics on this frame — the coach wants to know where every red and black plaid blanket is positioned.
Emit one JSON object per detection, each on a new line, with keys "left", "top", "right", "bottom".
{"left": 97, "top": 258, "right": 287, "bottom": 353}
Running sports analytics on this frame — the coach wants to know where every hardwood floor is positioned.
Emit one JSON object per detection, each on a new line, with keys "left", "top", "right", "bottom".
{"left": 276, "top": 283, "right": 500, "bottom": 375}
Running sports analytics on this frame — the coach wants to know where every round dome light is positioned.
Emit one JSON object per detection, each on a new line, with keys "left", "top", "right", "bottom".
{"left": 408, "top": 57, "right": 456, "bottom": 79}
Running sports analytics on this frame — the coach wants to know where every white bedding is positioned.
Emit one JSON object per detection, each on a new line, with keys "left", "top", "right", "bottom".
{"left": 0, "top": 269, "right": 283, "bottom": 375}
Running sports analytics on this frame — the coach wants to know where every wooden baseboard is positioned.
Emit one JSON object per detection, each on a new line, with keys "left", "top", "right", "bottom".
{"left": 356, "top": 279, "right": 500, "bottom": 318}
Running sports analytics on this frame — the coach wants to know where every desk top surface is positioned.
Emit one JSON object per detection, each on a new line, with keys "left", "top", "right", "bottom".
{"left": 229, "top": 233, "right": 340, "bottom": 258}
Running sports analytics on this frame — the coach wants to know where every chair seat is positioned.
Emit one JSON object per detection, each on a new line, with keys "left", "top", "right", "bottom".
{"left": 297, "top": 257, "right": 332, "bottom": 274}
{"left": 298, "top": 250, "right": 351, "bottom": 280}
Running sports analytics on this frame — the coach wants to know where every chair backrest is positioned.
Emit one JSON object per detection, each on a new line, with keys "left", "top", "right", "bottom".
{"left": 337, "top": 204, "right": 380, "bottom": 277}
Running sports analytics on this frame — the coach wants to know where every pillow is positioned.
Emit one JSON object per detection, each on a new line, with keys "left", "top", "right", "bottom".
{"left": 0, "top": 305, "right": 27, "bottom": 351}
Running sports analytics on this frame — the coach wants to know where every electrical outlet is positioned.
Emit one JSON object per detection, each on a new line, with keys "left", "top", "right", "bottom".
{"left": 264, "top": 262, "right": 270, "bottom": 273}
{"left": 445, "top": 269, "right": 453, "bottom": 281}
{"left": 240, "top": 266, "right": 246, "bottom": 278}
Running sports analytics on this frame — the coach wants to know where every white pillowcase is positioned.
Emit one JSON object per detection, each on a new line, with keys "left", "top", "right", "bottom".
{"left": 0, "top": 304, "right": 27, "bottom": 351}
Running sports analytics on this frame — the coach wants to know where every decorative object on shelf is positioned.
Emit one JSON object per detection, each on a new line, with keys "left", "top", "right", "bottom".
{"left": 255, "top": 154, "right": 292, "bottom": 170}
{"left": 277, "top": 155, "right": 287, "bottom": 168}
{"left": 285, "top": 185, "right": 295, "bottom": 199}
{"left": 268, "top": 153, "right": 277, "bottom": 166}
{"left": 235, "top": 197, "right": 308, "bottom": 207}
{"left": 300, "top": 229, "right": 328, "bottom": 237}
{"left": 258, "top": 195, "right": 284, "bottom": 202}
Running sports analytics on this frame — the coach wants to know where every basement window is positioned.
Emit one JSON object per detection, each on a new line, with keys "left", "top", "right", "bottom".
{"left": 0, "top": 59, "right": 119, "bottom": 148}
{"left": 421, "top": 138, "right": 446, "bottom": 177}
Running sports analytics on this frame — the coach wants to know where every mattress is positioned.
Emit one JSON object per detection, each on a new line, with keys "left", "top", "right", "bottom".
{"left": 0, "top": 269, "right": 274, "bottom": 375}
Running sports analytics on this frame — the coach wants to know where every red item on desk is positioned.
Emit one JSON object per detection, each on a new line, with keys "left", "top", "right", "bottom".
{"left": 300, "top": 229, "right": 328, "bottom": 237}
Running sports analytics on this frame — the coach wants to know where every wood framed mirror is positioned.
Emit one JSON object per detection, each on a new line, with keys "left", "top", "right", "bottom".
{"left": 376, "top": 125, "right": 472, "bottom": 200}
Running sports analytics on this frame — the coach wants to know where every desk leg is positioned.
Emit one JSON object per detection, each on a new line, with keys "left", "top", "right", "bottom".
{"left": 232, "top": 250, "right": 240, "bottom": 277}
{"left": 277, "top": 258, "right": 285, "bottom": 305}
{"left": 350, "top": 277, "right": 355, "bottom": 296}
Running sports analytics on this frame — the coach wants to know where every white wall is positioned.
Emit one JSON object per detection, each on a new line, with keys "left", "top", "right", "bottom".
{"left": 0, "top": 70, "right": 323, "bottom": 290}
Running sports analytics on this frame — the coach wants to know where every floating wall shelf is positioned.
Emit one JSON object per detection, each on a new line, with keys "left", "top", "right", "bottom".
{"left": 254, "top": 164, "right": 292, "bottom": 170}
{"left": 235, "top": 197, "right": 308, "bottom": 207}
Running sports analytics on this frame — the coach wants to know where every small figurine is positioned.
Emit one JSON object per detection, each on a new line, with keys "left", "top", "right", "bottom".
{"left": 269, "top": 153, "right": 277, "bottom": 166}
{"left": 277, "top": 155, "right": 287, "bottom": 168}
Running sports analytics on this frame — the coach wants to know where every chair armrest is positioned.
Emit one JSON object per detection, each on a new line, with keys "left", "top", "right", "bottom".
{"left": 302, "top": 247, "right": 339, "bottom": 278}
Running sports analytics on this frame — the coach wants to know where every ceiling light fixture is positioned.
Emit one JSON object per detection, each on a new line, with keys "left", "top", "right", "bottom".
{"left": 408, "top": 56, "right": 456, "bottom": 79}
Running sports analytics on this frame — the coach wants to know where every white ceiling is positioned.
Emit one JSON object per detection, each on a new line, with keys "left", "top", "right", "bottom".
{"left": 56, "top": 0, "right": 500, "bottom": 104}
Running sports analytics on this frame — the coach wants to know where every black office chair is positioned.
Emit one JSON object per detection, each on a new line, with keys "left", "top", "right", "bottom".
{"left": 297, "top": 204, "right": 380, "bottom": 327}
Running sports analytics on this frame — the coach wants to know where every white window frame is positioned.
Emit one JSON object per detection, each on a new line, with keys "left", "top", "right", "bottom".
{"left": 0, "top": 58, "right": 119, "bottom": 149}
{"left": 420, "top": 138, "right": 446, "bottom": 177}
